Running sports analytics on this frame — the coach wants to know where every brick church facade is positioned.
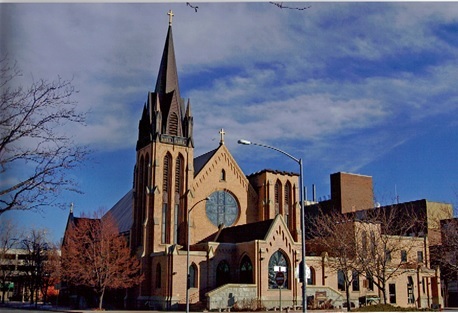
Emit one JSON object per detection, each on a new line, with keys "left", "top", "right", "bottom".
{"left": 122, "top": 12, "right": 304, "bottom": 310}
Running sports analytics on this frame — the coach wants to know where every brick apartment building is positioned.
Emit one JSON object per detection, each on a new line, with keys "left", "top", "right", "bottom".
{"left": 304, "top": 172, "right": 452, "bottom": 309}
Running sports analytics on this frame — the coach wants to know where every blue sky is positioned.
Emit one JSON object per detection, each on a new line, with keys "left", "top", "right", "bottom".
{"left": 1, "top": 2, "right": 457, "bottom": 242}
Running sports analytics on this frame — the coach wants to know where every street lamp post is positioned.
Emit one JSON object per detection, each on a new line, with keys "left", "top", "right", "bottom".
{"left": 186, "top": 197, "right": 210, "bottom": 313}
{"left": 238, "top": 139, "right": 307, "bottom": 313}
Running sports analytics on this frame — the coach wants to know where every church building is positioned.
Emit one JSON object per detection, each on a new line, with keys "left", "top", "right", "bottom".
{"left": 123, "top": 11, "right": 304, "bottom": 310}
{"left": 76, "top": 11, "right": 447, "bottom": 311}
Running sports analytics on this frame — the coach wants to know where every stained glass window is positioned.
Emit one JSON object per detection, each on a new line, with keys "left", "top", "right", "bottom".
{"left": 268, "top": 250, "right": 289, "bottom": 289}
{"left": 205, "top": 191, "right": 239, "bottom": 227}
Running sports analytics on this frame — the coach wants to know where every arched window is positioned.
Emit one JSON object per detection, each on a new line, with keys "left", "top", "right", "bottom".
{"left": 174, "top": 154, "right": 184, "bottom": 244}
{"left": 268, "top": 250, "right": 289, "bottom": 289}
{"left": 189, "top": 263, "right": 198, "bottom": 288}
{"left": 284, "top": 181, "right": 292, "bottom": 227}
{"left": 307, "top": 266, "right": 316, "bottom": 285}
{"left": 216, "top": 261, "right": 230, "bottom": 287}
{"left": 162, "top": 153, "right": 172, "bottom": 243}
{"left": 163, "top": 153, "right": 171, "bottom": 193}
{"left": 220, "top": 169, "right": 226, "bottom": 181}
{"left": 274, "top": 180, "right": 282, "bottom": 215}
{"left": 169, "top": 112, "right": 179, "bottom": 136}
{"left": 156, "top": 263, "right": 162, "bottom": 289}
{"left": 240, "top": 255, "right": 253, "bottom": 284}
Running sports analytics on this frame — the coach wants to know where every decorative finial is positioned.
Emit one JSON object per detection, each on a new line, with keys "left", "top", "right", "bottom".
{"left": 219, "top": 128, "right": 226, "bottom": 145}
{"left": 168, "top": 10, "right": 174, "bottom": 26}
{"left": 70, "top": 202, "right": 74, "bottom": 214}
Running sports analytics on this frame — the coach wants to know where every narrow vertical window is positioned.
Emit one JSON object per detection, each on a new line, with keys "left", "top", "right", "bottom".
{"left": 307, "top": 267, "right": 316, "bottom": 285}
{"left": 163, "top": 154, "right": 170, "bottom": 193}
{"left": 352, "top": 271, "right": 360, "bottom": 291}
{"left": 401, "top": 250, "right": 407, "bottom": 262}
{"left": 417, "top": 251, "right": 424, "bottom": 263}
{"left": 389, "top": 283, "right": 396, "bottom": 304}
{"left": 189, "top": 263, "right": 198, "bottom": 288}
{"left": 275, "top": 180, "right": 282, "bottom": 215}
{"left": 174, "top": 155, "right": 184, "bottom": 244}
{"left": 169, "top": 112, "right": 178, "bottom": 136}
{"left": 385, "top": 250, "right": 391, "bottom": 262}
{"left": 161, "top": 204, "right": 167, "bottom": 244}
{"left": 338, "top": 270, "right": 345, "bottom": 291}
{"left": 366, "top": 271, "right": 374, "bottom": 291}
{"left": 407, "top": 276, "right": 415, "bottom": 304}
{"left": 284, "top": 182, "right": 291, "bottom": 228}
{"left": 220, "top": 169, "right": 226, "bottom": 181}
{"left": 162, "top": 154, "right": 171, "bottom": 243}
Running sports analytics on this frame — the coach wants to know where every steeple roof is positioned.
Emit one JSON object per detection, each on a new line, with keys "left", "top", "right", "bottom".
{"left": 137, "top": 11, "right": 193, "bottom": 150}
{"left": 155, "top": 25, "right": 181, "bottom": 102}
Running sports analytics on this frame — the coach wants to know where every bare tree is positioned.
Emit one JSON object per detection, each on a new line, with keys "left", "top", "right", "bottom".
{"left": 0, "top": 56, "right": 88, "bottom": 215}
{"left": 40, "top": 243, "right": 60, "bottom": 305}
{"left": 354, "top": 205, "right": 422, "bottom": 305}
{"left": 61, "top": 211, "right": 142, "bottom": 310}
{"left": 308, "top": 210, "right": 359, "bottom": 311}
{"left": 0, "top": 218, "right": 21, "bottom": 303}
{"left": 432, "top": 218, "right": 458, "bottom": 306}
{"left": 21, "top": 228, "right": 51, "bottom": 307}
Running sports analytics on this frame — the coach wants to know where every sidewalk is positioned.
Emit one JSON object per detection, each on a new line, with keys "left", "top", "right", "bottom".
{"left": 1, "top": 302, "right": 344, "bottom": 313}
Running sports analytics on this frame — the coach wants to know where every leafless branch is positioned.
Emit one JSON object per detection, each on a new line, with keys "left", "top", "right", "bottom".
{"left": 270, "top": 2, "right": 311, "bottom": 11}
{"left": 186, "top": 2, "right": 199, "bottom": 12}
{"left": 0, "top": 57, "right": 88, "bottom": 215}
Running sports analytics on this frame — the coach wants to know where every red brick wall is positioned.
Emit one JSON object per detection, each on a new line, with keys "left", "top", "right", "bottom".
{"left": 330, "top": 172, "right": 374, "bottom": 213}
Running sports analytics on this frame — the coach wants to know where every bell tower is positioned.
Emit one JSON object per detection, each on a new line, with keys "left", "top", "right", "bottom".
{"left": 131, "top": 11, "right": 194, "bottom": 295}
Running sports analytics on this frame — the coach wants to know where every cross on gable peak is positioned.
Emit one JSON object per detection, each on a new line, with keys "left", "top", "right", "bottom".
{"left": 219, "top": 128, "right": 226, "bottom": 145}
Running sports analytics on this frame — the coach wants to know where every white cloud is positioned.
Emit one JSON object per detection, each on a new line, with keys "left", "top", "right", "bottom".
{"left": 3, "top": 2, "right": 458, "bottom": 170}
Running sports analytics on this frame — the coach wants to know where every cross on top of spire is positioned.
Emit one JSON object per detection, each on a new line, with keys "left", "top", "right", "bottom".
{"left": 168, "top": 10, "right": 174, "bottom": 26}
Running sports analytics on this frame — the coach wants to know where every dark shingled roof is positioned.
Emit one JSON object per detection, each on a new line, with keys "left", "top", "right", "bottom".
{"left": 193, "top": 148, "right": 218, "bottom": 176}
{"left": 247, "top": 168, "right": 299, "bottom": 177}
{"left": 105, "top": 189, "right": 133, "bottom": 234}
{"left": 200, "top": 219, "right": 275, "bottom": 244}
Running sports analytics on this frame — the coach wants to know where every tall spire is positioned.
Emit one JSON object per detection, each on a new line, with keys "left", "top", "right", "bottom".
{"left": 137, "top": 10, "right": 192, "bottom": 150}
{"left": 155, "top": 10, "right": 180, "bottom": 101}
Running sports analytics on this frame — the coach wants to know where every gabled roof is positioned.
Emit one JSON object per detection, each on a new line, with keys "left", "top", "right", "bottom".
{"left": 62, "top": 213, "right": 100, "bottom": 246}
{"left": 105, "top": 189, "right": 133, "bottom": 234}
{"left": 193, "top": 148, "right": 218, "bottom": 177}
{"left": 199, "top": 219, "right": 274, "bottom": 244}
